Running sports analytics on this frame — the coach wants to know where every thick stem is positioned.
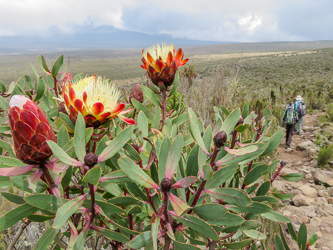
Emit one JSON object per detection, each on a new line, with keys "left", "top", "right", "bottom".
{"left": 145, "top": 188, "right": 157, "bottom": 214}
{"left": 189, "top": 146, "right": 219, "bottom": 213}
{"left": 7, "top": 220, "right": 31, "bottom": 250}
{"left": 271, "top": 161, "right": 286, "bottom": 183}
{"left": 128, "top": 214, "right": 133, "bottom": 240}
{"left": 89, "top": 184, "right": 96, "bottom": 225}
{"left": 162, "top": 192, "right": 172, "bottom": 250}
{"left": 230, "top": 130, "right": 238, "bottom": 149}
{"left": 160, "top": 89, "right": 167, "bottom": 130}
{"left": 53, "top": 77, "right": 58, "bottom": 97}
{"left": 42, "top": 165, "right": 55, "bottom": 189}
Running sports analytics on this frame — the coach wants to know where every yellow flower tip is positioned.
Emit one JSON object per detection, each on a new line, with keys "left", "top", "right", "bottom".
{"left": 70, "top": 76, "right": 121, "bottom": 113}
{"left": 144, "top": 43, "right": 175, "bottom": 61}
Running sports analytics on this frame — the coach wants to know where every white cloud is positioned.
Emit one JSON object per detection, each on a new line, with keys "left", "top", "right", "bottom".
{"left": 0, "top": 0, "right": 332, "bottom": 42}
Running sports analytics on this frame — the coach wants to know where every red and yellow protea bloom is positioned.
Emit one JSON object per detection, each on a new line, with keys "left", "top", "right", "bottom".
{"left": 61, "top": 75, "right": 135, "bottom": 127}
{"left": 8, "top": 95, "right": 56, "bottom": 164}
{"left": 141, "top": 43, "right": 189, "bottom": 88}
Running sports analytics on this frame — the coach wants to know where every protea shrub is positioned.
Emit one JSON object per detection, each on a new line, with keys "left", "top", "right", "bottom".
{"left": 0, "top": 52, "right": 316, "bottom": 250}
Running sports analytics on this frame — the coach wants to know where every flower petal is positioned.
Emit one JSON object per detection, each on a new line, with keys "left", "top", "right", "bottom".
{"left": 92, "top": 102, "right": 105, "bottom": 115}
{"left": 118, "top": 114, "right": 135, "bottom": 125}
{"left": 74, "top": 99, "right": 86, "bottom": 113}
{"left": 69, "top": 87, "right": 76, "bottom": 102}
{"left": 15, "top": 121, "right": 34, "bottom": 141}
{"left": 21, "top": 110, "right": 38, "bottom": 130}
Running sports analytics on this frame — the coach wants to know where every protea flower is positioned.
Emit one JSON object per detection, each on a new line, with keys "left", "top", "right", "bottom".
{"left": 8, "top": 95, "right": 56, "bottom": 164}
{"left": 61, "top": 75, "right": 135, "bottom": 127}
{"left": 1, "top": 95, "right": 65, "bottom": 192}
{"left": 141, "top": 43, "right": 189, "bottom": 88}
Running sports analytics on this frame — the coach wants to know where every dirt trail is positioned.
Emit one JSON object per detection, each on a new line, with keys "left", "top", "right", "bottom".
{"left": 277, "top": 111, "right": 322, "bottom": 167}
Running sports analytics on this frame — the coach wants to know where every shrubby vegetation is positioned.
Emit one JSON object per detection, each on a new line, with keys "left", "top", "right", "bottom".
{"left": 0, "top": 45, "right": 327, "bottom": 249}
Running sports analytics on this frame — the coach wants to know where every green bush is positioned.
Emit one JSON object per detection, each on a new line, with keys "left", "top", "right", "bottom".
{"left": 317, "top": 144, "right": 333, "bottom": 167}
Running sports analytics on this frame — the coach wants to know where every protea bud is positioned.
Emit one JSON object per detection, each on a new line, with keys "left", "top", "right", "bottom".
{"left": 84, "top": 152, "right": 98, "bottom": 168}
{"left": 8, "top": 95, "right": 56, "bottom": 164}
{"left": 160, "top": 178, "right": 172, "bottom": 192}
{"left": 236, "top": 115, "right": 244, "bottom": 127}
{"left": 213, "top": 131, "right": 227, "bottom": 148}
{"left": 129, "top": 84, "right": 144, "bottom": 104}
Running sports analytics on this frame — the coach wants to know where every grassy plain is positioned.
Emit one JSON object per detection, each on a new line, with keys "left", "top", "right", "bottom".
{"left": 1, "top": 41, "right": 333, "bottom": 124}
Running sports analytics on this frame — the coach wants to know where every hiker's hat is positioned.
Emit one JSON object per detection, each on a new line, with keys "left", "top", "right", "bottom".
{"left": 296, "top": 95, "right": 302, "bottom": 101}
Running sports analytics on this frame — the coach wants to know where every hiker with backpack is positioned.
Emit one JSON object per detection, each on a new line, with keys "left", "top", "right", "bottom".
{"left": 295, "top": 95, "right": 306, "bottom": 135}
{"left": 283, "top": 102, "right": 298, "bottom": 149}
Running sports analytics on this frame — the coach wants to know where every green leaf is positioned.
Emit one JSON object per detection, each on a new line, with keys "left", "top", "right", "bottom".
{"left": 280, "top": 173, "right": 304, "bottom": 182}
{"left": 261, "top": 129, "right": 284, "bottom": 156}
{"left": 193, "top": 203, "right": 227, "bottom": 221}
{"left": 221, "top": 108, "right": 241, "bottom": 137}
{"left": 0, "top": 139, "right": 15, "bottom": 157}
{"left": 287, "top": 223, "right": 298, "bottom": 241}
{"left": 59, "top": 113, "right": 75, "bottom": 131}
{"left": 98, "top": 126, "right": 133, "bottom": 162}
{"left": 25, "top": 194, "right": 65, "bottom": 213}
{"left": 82, "top": 166, "right": 101, "bottom": 185}
{"left": 168, "top": 192, "right": 190, "bottom": 216}
{"left": 51, "top": 55, "right": 64, "bottom": 78}
{"left": 74, "top": 113, "right": 86, "bottom": 162}
{"left": 251, "top": 196, "right": 278, "bottom": 203}
{"left": 0, "top": 181, "right": 12, "bottom": 188}
{"left": 30, "top": 63, "right": 40, "bottom": 78}
{"left": 141, "top": 85, "right": 162, "bottom": 107}
{"left": 205, "top": 188, "right": 252, "bottom": 207}
{"left": 34, "top": 77, "right": 45, "bottom": 102}
{"left": 256, "top": 181, "right": 271, "bottom": 196}
{"left": 215, "top": 142, "right": 266, "bottom": 167}
{"left": 279, "top": 224, "right": 290, "bottom": 250}
{"left": 242, "top": 101, "right": 249, "bottom": 118}
{"left": 228, "top": 201, "right": 272, "bottom": 214}
{"left": 131, "top": 99, "right": 154, "bottom": 120}
{"left": 168, "top": 71, "right": 180, "bottom": 97}
{"left": 275, "top": 235, "right": 285, "bottom": 250}
{"left": 0, "top": 156, "right": 27, "bottom": 167}
{"left": 137, "top": 111, "right": 148, "bottom": 137}
{"left": 0, "top": 95, "right": 8, "bottom": 112}
{"left": 127, "top": 231, "right": 152, "bottom": 249}
{"left": 53, "top": 194, "right": 87, "bottom": 229}
{"left": 210, "top": 212, "right": 244, "bottom": 227}
{"left": 308, "top": 232, "right": 318, "bottom": 246}
{"left": 222, "top": 239, "right": 253, "bottom": 249}
{"left": 243, "top": 165, "right": 268, "bottom": 187}
{"left": 28, "top": 214, "right": 54, "bottom": 222}
{"left": 173, "top": 240, "right": 201, "bottom": 250}
{"left": 124, "top": 143, "right": 142, "bottom": 162}
{"left": 95, "top": 226, "right": 129, "bottom": 242}
{"left": 1, "top": 192, "right": 25, "bottom": 204}
{"left": 118, "top": 157, "right": 159, "bottom": 189}
{"left": 100, "top": 170, "right": 131, "bottom": 184}
{"left": 57, "top": 125, "right": 70, "bottom": 148}
{"left": 243, "top": 229, "right": 266, "bottom": 240}
{"left": 47, "top": 140, "right": 83, "bottom": 166}
{"left": 37, "top": 55, "right": 50, "bottom": 73}
{"left": 171, "top": 112, "right": 189, "bottom": 126}
{"left": 206, "top": 164, "right": 238, "bottom": 189}
{"left": 188, "top": 108, "right": 209, "bottom": 155}
{"left": 298, "top": 223, "right": 307, "bottom": 250}
{"left": 158, "top": 136, "right": 171, "bottom": 181}
{"left": 261, "top": 211, "right": 291, "bottom": 223}
{"left": 34, "top": 227, "right": 59, "bottom": 250}
{"left": 95, "top": 200, "right": 125, "bottom": 215}
{"left": 165, "top": 134, "right": 183, "bottom": 179}
{"left": 0, "top": 80, "right": 7, "bottom": 93}
{"left": 0, "top": 203, "right": 38, "bottom": 231}
{"left": 174, "top": 214, "right": 220, "bottom": 241}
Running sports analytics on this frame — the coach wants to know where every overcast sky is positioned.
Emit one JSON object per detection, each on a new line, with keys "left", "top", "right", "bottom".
{"left": 0, "top": 0, "right": 332, "bottom": 42}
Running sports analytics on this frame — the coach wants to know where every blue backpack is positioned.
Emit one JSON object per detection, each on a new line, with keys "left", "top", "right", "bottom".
{"left": 297, "top": 101, "right": 306, "bottom": 117}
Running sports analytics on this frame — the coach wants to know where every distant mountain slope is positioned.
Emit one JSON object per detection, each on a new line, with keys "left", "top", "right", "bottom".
{"left": 0, "top": 26, "right": 228, "bottom": 53}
